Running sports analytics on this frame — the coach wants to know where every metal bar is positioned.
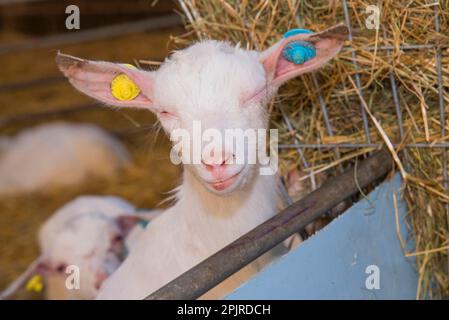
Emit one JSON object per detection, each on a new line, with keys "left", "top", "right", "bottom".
{"left": 434, "top": 6, "right": 448, "bottom": 190}
{"left": 279, "top": 105, "right": 317, "bottom": 189}
{"left": 342, "top": 0, "right": 371, "bottom": 143}
{"left": 311, "top": 73, "right": 343, "bottom": 172}
{"left": 389, "top": 73, "right": 405, "bottom": 139}
{"left": 278, "top": 176, "right": 309, "bottom": 240}
{"left": 433, "top": 4, "right": 449, "bottom": 273}
{"left": 311, "top": 74, "right": 334, "bottom": 138}
{"left": 382, "top": 28, "right": 405, "bottom": 140}
{"left": 146, "top": 150, "right": 393, "bottom": 300}
{"left": 279, "top": 143, "right": 449, "bottom": 149}
{"left": 278, "top": 177, "right": 293, "bottom": 206}
{"left": 379, "top": 26, "right": 412, "bottom": 178}
{"left": 0, "top": 15, "right": 182, "bottom": 55}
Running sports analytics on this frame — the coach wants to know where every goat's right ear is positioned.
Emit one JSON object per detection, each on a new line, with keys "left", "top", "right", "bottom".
{"left": 260, "top": 23, "right": 348, "bottom": 88}
{"left": 56, "top": 52, "right": 155, "bottom": 109}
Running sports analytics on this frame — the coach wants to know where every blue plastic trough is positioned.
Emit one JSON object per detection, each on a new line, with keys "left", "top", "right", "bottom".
{"left": 226, "top": 173, "right": 418, "bottom": 299}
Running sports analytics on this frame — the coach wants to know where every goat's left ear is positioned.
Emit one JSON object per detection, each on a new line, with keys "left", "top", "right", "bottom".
{"left": 56, "top": 52, "right": 155, "bottom": 110}
{"left": 260, "top": 23, "right": 348, "bottom": 88}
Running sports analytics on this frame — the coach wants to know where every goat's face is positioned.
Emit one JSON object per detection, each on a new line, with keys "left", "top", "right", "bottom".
{"left": 153, "top": 41, "right": 268, "bottom": 195}
{"left": 38, "top": 213, "right": 141, "bottom": 299}
{"left": 56, "top": 24, "right": 347, "bottom": 195}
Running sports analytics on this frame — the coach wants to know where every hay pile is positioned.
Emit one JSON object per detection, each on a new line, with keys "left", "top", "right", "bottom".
{"left": 174, "top": 0, "right": 449, "bottom": 298}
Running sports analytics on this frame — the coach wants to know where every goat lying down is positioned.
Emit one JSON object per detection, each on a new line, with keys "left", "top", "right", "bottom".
{"left": 56, "top": 24, "right": 348, "bottom": 299}
{"left": 0, "top": 122, "right": 130, "bottom": 195}
{"left": 0, "top": 196, "right": 160, "bottom": 300}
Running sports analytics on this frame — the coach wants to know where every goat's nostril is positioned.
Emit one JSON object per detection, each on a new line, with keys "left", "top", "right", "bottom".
{"left": 202, "top": 161, "right": 214, "bottom": 171}
{"left": 224, "top": 153, "right": 235, "bottom": 165}
{"left": 202, "top": 152, "right": 234, "bottom": 171}
{"left": 202, "top": 159, "right": 228, "bottom": 171}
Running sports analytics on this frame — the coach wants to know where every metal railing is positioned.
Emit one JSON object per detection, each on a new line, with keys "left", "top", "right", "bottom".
{"left": 146, "top": 150, "right": 393, "bottom": 300}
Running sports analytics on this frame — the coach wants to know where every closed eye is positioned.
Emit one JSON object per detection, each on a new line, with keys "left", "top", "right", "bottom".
{"left": 56, "top": 263, "right": 67, "bottom": 273}
{"left": 112, "top": 234, "right": 124, "bottom": 243}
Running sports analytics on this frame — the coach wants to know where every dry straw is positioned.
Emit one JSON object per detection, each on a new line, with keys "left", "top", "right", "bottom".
{"left": 173, "top": 0, "right": 449, "bottom": 298}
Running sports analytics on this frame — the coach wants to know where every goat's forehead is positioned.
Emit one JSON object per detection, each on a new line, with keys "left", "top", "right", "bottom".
{"left": 47, "top": 230, "right": 111, "bottom": 263}
{"left": 154, "top": 41, "right": 266, "bottom": 108}
{"left": 42, "top": 217, "right": 114, "bottom": 258}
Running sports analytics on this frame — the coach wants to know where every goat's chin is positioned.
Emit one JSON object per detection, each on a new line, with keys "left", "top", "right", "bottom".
{"left": 199, "top": 166, "right": 254, "bottom": 197}
{"left": 203, "top": 178, "right": 242, "bottom": 196}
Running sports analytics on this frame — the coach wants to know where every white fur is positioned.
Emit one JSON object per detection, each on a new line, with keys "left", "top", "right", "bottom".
{"left": 58, "top": 24, "right": 346, "bottom": 299}
{"left": 0, "top": 122, "right": 130, "bottom": 195}
{"left": 37, "top": 196, "right": 162, "bottom": 300}
{"left": 38, "top": 196, "right": 137, "bottom": 299}
{"left": 96, "top": 41, "right": 282, "bottom": 299}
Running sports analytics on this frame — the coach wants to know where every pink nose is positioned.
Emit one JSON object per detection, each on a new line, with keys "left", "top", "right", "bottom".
{"left": 201, "top": 152, "right": 233, "bottom": 172}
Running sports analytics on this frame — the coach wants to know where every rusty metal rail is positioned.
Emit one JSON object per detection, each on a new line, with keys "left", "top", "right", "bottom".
{"left": 146, "top": 149, "right": 393, "bottom": 300}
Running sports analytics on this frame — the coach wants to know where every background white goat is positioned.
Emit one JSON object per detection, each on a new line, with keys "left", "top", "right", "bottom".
{"left": 56, "top": 24, "right": 347, "bottom": 299}
{"left": 0, "top": 196, "right": 160, "bottom": 300}
{"left": 0, "top": 122, "right": 130, "bottom": 195}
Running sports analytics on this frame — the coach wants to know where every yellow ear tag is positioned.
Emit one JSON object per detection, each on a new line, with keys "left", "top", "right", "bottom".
{"left": 111, "top": 64, "right": 140, "bottom": 101}
{"left": 26, "top": 274, "right": 44, "bottom": 293}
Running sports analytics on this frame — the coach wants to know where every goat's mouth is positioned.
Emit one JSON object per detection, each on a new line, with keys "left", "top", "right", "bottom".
{"left": 207, "top": 171, "right": 242, "bottom": 191}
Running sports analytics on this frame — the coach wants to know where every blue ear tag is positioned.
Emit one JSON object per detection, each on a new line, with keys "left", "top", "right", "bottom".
{"left": 138, "top": 219, "right": 150, "bottom": 228}
{"left": 135, "top": 209, "right": 152, "bottom": 229}
{"left": 282, "top": 29, "right": 316, "bottom": 65}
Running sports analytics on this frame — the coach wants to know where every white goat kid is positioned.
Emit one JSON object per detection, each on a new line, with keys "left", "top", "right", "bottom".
{"left": 0, "top": 122, "right": 130, "bottom": 195}
{"left": 56, "top": 24, "right": 347, "bottom": 299}
{"left": 0, "top": 196, "right": 160, "bottom": 300}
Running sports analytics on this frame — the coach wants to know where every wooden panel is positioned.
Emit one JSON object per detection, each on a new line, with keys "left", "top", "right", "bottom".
{"left": 0, "top": 0, "right": 177, "bottom": 35}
